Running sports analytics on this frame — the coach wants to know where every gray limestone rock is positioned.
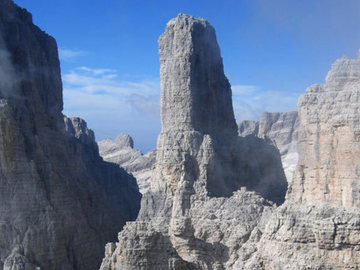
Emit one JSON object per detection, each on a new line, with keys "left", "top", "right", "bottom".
{"left": 288, "top": 55, "right": 360, "bottom": 207}
{"left": 153, "top": 13, "right": 286, "bottom": 203}
{"left": 252, "top": 202, "right": 360, "bottom": 270}
{"left": 98, "top": 134, "right": 156, "bottom": 194}
{"left": 237, "top": 120, "right": 259, "bottom": 137}
{"left": 100, "top": 13, "right": 360, "bottom": 270}
{"left": 0, "top": 1, "right": 141, "bottom": 269}
{"left": 238, "top": 111, "right": 299, "bottom": 184}
{"left": 100, "top": 13, "right": 286, "bottom": 270}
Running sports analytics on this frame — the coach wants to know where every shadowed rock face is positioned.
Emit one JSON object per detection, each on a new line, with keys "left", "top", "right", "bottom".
{"left": 98, "top": 134, "right": 156, "bottom": 194}
{"left": 288, "top": 55, "right": 360, "bottom": 207}
{"left": 0, "top": 1, "right": 141, "bottom": 269}
{"left": 238, "top": 111, "right": 299, "bottom": 184}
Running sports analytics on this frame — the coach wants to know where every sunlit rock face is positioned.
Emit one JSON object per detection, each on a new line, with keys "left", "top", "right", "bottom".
{"left": 98, "top": 134, "right": 157, "bottom": 194}
{"left": 154, "top": 13, "right": 238, "bottom": 200}
{"left": 0, "top": 1, "right": 141, "bottom": 269}
{"left": 288, "top": 55, "right": 360, "bottom": 207}
{"left": 253, "top": 55, "right": 360, "bottom": 270}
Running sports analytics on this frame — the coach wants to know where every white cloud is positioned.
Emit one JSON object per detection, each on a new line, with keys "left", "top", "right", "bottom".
{"left": 77, "top": 66, "right": 117, "bottom": 76}
{"left": 62, "top": 66, "right": 160, "bottom": 114}
{"left": 232, "top": 84, "right": 300, "bottom": 122}
{"left": 232, "top": 85, "right": 257, "bottom": 95}
{"left": 62, "top": 67, "right": 300, "bottom": 151}
{"left": 62, "top": 66, "right": 161, "bottom": 151}
{"left": 63, "top": 67, "right": 159, "bottom": 98}
{"left": 59, "top": 49, "right": 86, "bottom": 61}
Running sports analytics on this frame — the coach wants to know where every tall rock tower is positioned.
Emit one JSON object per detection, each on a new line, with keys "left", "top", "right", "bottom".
{"left": 143, "top": 14, "right": 239, "bottom": 222}
{"left": 100, "top": 14, "right": 286, "bottom": 270}
{"left": 148, "top": 13, "right": 286, "bottom": 209}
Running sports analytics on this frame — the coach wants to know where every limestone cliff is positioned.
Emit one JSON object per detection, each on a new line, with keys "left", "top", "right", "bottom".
{"left": 100, "top": 14, "right": 286, "bottom": 270}
{"left": 288, "top": 55, "right": 360, "bottom": 207}
{"left": 0, "top": 1, "right": 141, "bottom": 269}
{"left": 238, "top": 59, "right": 360, "bottom": 269}
{"left": 98, "top": 134, "right": 156, "bottom": 194}
{"left": 238, "top": 111, "right": 299, "bottom": 184}
{"left": 100, "top": 14, "right": 360, "bottom": 270}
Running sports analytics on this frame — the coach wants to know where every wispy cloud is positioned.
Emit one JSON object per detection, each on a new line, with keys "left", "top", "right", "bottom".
{"left": 63, "top": 66, "right": 160, "bottom": 115}
{"left": 62, "top": 67, "right": 300, "bottom": 150}
{"left": 62, "top": 66, "right": 161, "bottom": 151}
{"left": 77, "top": 66, "right": 117, "bottom": 76}
{"left": 59, "top": 49, "right": 86, "bottom": 62}
{"left": 232, "top": 84, "right": 300, "bottom": 122}
{"left": 232, "top": 85, "right": 257, "bottom": 95}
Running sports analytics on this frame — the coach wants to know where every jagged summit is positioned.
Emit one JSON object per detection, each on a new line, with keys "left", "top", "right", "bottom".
{"left": 166, "top": 13, "right": 208, "bottom": 27}
{"left": 325, "top": 54, "right": 360, "bottom": 85}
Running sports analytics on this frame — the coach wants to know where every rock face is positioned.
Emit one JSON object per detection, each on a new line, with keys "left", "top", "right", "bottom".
{"left": 100, "top": 14, "right": 360, "bottom": 270}
{"left": 238, "top": 120, "right": 259, "bottom": 137}
{"left": 0, "top": 1, "right": 141, "bottom": 269}
{"left": 288, "top": 55, "right": 360, "bottom": 207}
{"left": 252, "top": 203, "right": 360, "bottom": 270}
{"left": 100, "top": 14, "right": 286, "bottom": 270}
{"left": 238, "top": 111, "right": 299, "bottom": 184}
{"left": 98, "top": 134, "right": 156, "bottom": 194}
{"left": 152, "top": 13, "right": 286, "bottom": 203}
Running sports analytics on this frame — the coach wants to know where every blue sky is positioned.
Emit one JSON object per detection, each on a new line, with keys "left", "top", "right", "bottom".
{"left": 14, "top": 0, "right": 360, "bottom": 152}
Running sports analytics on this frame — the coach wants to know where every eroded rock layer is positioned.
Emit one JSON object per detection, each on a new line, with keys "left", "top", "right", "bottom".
{"left": 98, "top": 134, "right": 156, "bottom": 194}
{"left": 238, "top": 111, "right": 299, "bottom": 184}
{"left": 288, "top": 55, "right": 360, "bottom": 207}
{"left": 0, "top": 1, "right": 141, "bottom": 269}
{"left": 252, "top": 203, "right": 360, "bottom": 270}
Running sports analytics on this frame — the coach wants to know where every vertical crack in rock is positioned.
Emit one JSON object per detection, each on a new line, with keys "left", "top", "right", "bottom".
{"left": 288, "top": 55, "right": 360, "bottom": 207}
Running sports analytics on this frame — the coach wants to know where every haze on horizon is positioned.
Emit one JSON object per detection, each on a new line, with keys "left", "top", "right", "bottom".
{"left": 14, "top": 0, "right": 360, "bottom": 152}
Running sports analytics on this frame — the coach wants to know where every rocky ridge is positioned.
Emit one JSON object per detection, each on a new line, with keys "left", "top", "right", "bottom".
{"left": 0, "top": 1, "right": 141, "bottom": 269}
{"left": 100, "top": 14, "right": 360, "bottom": 270}
{"left": 98, "top": 134, "right": 156, "bottom": 194}
{"left": 238, "top": 111, "right": 299, "bottom": 183}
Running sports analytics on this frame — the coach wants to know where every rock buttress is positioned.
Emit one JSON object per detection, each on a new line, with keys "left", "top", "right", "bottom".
{"left": 0, "top": 1, "right": 141, "bottom": 269}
